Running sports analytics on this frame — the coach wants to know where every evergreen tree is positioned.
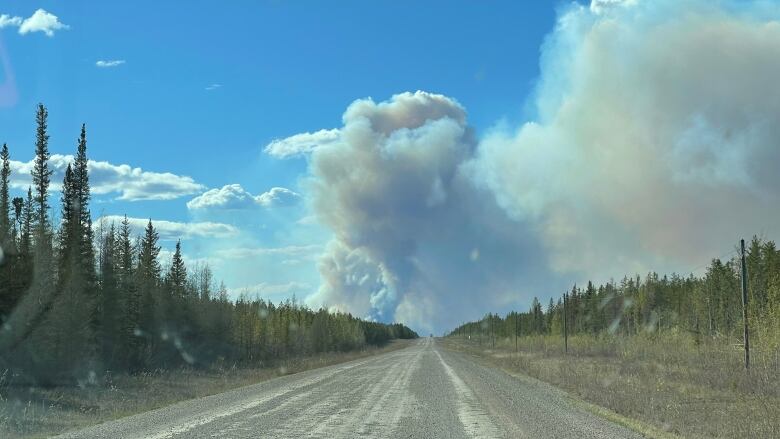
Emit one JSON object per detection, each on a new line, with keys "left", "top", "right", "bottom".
{"left": 99, "top": 223, "right": 121, "bottom": 369}
{"left": 0, "top": 143, "right": 10, "bottom": 243}
{"left": 167, "top": 240, "right": 187, "bottom": 299}
{"left": 138, "top": 220, "right": 161, "bottom": 283}
{"left": 31, "top": 104, "right": 52, "bottom": 239}
{"left": 0, "top": 144, "right": 14, "bottom": 320}
{"left": 117, "top": 215, "right": 142, "bottom": 371}
{"left": 136, "top": 219, "right": 161, "bottom": 367}
{"left": 73, "top": 124, "right": 97, "bottom": 287}
{"left": 47, "top": 163, "right": 93, "bottom": 381}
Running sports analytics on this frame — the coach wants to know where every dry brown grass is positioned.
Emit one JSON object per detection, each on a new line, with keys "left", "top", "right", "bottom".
{"left": 0, "top": 340, "right": 412, "bottom": 439}
{"left": 443, "top": 333, "right": 780, "bottom": 438}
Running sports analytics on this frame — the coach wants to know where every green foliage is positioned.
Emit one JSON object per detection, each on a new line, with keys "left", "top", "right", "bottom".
{"left": 0, "top": 105, "right": 417, "bottom": 385}
{"left": 450, "top": 238, "right": 780, "bottom": 351}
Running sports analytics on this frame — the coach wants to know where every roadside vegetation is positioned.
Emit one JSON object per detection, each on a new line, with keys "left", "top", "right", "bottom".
{"left": 0, "top": 104, "right": 417, "bottom": 437}
{"left": 447, "top": 239, "right": 780, "bottom": 438}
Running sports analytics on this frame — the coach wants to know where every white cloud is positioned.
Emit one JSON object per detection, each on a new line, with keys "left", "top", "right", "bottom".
{"left": 255, "top": 187, "right": 301, "bottom": 207}
{"left": 96, "top": 60, "right": 126, "bottom": 68}
{"left": 216, "top": 244, "right": 322, "bottom": 260}
{"left": 264, "top": 128, "right": 340, "bottom": 159}
{"left": 205, "top": 83, "right": 222, "bottom": 91}
{"left": 9, "top": 154, "right": 205, "bottom": 201}
{"left": 99, "top": 215, "right": 238, "bottom": 240}
{"left": 589, "top": 0, "right": 638, "bottom": 14}
{"left": 18, "top": 9, "right": 69, "bottom": 37}
{"left": 187, "top": 184, "right": 300, "bottom": 210}
{"left": 0, "top": 14, "right": 22, "bottom": 28}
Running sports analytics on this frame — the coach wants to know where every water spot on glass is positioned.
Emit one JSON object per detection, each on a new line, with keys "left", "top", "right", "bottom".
{"left": 181, "top": 351, "right": 195, "bottom": 364}
{"left": 608, "top": 317, "right": 621, "bottom": 334}
{"left": 470, "top": 248, "right": 480, "bottom": 262}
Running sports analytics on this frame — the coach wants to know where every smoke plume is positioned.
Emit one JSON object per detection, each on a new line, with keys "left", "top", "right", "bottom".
{"left": 283, "top": 0, "right": 780, "bottom": 332}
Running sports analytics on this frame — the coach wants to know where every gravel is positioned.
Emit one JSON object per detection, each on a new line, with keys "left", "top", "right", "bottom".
{"left": 56, "top": 338, "right": 642, "bottom": 438}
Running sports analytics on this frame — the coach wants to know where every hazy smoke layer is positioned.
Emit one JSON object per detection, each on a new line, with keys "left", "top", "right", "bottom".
{"left": 473, "top": 0, "right": 780, "bottom": 281}
{"left": 296, "top": 0, "right": 780, "bottom": 332}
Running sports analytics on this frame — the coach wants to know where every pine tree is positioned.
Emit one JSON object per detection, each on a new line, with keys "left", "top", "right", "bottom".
{"left": 58, "top": 164, "right": 76, "bottom": 275}
{"left": 138, "top": 220, "right": 161, "bottom": 283}
{"left": 47, "top": 163, "right": 93, "bottom": 381}
{"left": 0, "top": 143, "right": 10, "bottom": 243}
{"left": 32, "top": 104, "right": 52, "bottom": 239}
{"left": 99, "top": 223, "right": 121, "bottom": 369}
{"left": 167, "top": 240, "right": 187, "bottom": 299}
{"left": 137, "top": 219, "right": 161, "bottom": 366}
{"left": 73, "top": 124, "right": 96, "bottom": 286}
{"left": 117, "top": 215, "right": 142, "bottom": 371}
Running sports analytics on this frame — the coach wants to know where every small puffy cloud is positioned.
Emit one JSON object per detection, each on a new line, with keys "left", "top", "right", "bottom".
{"left": 187, "top": 184, "right": 257, "bottom": 210}
{"left": 96, "top": 60, "right": 126, "bottom": 68}
{"left": 0, "top": 14, "right": 22, "bottom": 28}
{"left": 256, "top": 187, "right": 301, "bottom": 207}
{"left": 18, "top": 9, "right": 69, "bottom": 37}
{"left": 590, "top": 0, "right": 637, "bottom": 14}
{"left": 10, "top": 154, "right": 204, "bottom": 201}
{"left": 187, "top": 184, "right": 300, "bottom": 210}
{"left": 264, "top": 128, "right": 340, "bottom": 159}
{"left": 205, "top": 83, "right": 222, "bottom": 91}
{"left": 99, "top": 215, "right": 238, "bottom": 240}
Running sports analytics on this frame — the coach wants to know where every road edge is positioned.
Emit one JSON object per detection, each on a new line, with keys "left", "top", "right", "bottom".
{"left": 437, "top": 339, "right": 681, "bottom": 439}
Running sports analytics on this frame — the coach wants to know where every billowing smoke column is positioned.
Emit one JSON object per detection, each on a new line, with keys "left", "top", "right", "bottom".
{"left": 303, "top": 92, "right": 556, "bottom": 332}
{"left": 284, "top": 0, "right": 780, "bottom": 332}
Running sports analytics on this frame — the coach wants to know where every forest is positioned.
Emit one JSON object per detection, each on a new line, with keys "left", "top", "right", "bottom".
{"left": 0, "top": 104, "right": 417, "bottom": 386}
{"left": 449, "top": 237, "right": 780, "bottom": 350}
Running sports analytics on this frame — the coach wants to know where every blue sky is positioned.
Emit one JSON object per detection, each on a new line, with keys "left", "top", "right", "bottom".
{"left": 5, "top": 0, "right": 776, "bottom": 333}
{"left": 0, "top": 1, "right": 563, "bottom": 304}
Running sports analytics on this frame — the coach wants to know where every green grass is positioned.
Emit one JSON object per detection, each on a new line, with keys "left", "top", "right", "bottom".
{"left": 0, "top": 340, "right": 412, "bottom": 439}
{"left": 443, "top": 332, "right": 780, "bottom": 438}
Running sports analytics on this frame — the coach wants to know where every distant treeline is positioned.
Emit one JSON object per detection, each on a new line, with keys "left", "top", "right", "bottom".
{"left": 0, "top": 104, "right": 417, "bottom": 386}
{"left": 450, "top": 237, "right": 780, "bottom": 347}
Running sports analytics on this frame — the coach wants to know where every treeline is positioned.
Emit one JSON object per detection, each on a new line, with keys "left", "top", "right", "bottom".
{"left": 450, "top": 238, "right": 780, "bottom": 346}
{"left": 0, "top": 104, "right": 416, "bottom": 385}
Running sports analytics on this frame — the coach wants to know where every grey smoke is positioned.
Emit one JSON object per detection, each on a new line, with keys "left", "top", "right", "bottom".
{"left": 275, "top": 0, "right": 780, "bottom": 333}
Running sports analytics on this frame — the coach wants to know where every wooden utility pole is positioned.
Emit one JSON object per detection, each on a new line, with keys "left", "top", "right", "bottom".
{"left": 740, "top": 238, "right": 750, "bottom": 370}
{"left": 563, "top": 293, "right": 568, "bottom": 354}
{"left": 514, "top": 312, "right": 518, "bottom": 353}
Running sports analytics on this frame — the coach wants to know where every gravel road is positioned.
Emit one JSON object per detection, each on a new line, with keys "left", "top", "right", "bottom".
{"left": 57, "top": 338, "right": 642, "bottom": 438}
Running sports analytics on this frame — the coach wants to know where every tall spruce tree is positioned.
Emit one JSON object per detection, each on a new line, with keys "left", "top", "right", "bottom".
{"left": 0, "top": 143, "right": 10, "bottom": 243}
{"left": 31, "top": 104, "right": 52, "bottom": 240}
{"left": 118, "top": 215, "right": 141, "bottom": 370}
{"left": 137, "top": 219, "right": 161, "bottom": 366}
{"left": 167, "top": 240, "right": 187, "bottom": 298}
{"left": 0, "top": 144, "right": 12, "bottom": 320}
{"left": 73, "top": 124, "right": 96, "bottom": 285}
{"left": 48, "top": 163, "right": 93, "bottom": 380}
{"left": 99, "top": 223, "right": 121, "bottom": 369}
